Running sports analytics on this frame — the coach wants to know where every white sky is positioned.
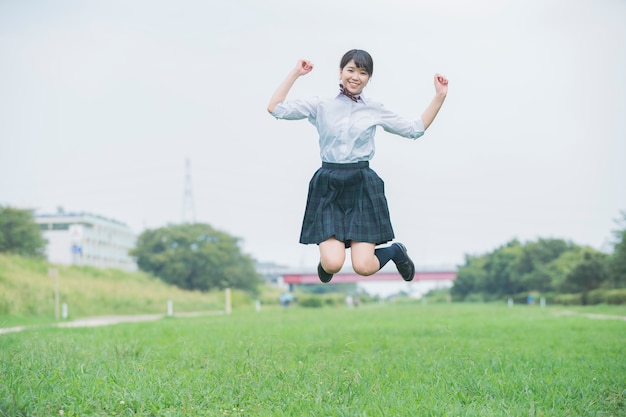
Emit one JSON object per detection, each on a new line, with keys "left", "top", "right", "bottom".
{"left": 1, "top": 0, "right": 625, "bottom": 270}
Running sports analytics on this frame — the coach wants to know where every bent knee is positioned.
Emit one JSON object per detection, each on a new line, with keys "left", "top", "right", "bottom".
{"left": 321, "top": 258, "right": 344, "bottom": 274}
{"left": 352, "top": 261, "right": 378, "bottom": 277}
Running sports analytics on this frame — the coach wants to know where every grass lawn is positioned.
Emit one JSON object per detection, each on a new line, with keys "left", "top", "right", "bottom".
{"left": 1, "top": 303, "right": 625, "bottom": 416}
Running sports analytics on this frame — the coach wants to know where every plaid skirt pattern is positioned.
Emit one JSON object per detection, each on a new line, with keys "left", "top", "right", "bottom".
{"left": 299, "top": 161, "right": 395, "bottom": 247}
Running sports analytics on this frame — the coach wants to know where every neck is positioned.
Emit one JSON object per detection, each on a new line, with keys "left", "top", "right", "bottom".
{"left": 339, "top": 84, "right": 361, "bottom": 102}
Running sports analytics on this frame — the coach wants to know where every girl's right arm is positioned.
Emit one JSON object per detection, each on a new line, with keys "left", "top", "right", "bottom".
{"left": 267, "top": 59, "right": 314, "bottom": 114}
{"left": 420, "top": 73, "right": 448, "bottom": 130}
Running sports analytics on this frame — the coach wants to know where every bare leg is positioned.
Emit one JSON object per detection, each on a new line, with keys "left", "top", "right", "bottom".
{"left": 319, "top": 237, "right": 346, "bottom": 274}
{"left": 350, "top": 242, "right": 380, "bottom": 276}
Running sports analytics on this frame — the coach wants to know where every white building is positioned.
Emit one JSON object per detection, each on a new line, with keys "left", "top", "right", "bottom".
{"left": 35, "top": 212, "right": 137, "bottom": 271}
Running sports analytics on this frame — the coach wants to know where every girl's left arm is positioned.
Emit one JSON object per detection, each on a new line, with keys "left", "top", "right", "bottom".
{"left": 421, "top": 74, "right": 448, "bottom": 130}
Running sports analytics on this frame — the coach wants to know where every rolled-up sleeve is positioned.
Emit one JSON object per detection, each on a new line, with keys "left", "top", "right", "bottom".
{"left": 377, "top": 104, "right": 425, "bottom": 140}
{"left": 271, "top": 97, "right": 320, "bottom": 121}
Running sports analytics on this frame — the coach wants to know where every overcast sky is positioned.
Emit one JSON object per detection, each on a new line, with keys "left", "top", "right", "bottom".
{"left": 1, "top": 0, "right": 625, "bottom": 270}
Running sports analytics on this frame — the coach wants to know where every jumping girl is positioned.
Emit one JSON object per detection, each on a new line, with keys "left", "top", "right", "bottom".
{"left": 267, "top": 49, "right": 448, "bottom": 283}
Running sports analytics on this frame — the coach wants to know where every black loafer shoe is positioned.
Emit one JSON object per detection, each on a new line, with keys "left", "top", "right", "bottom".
{"left": 394, "top": 243, "right": 415, "bottom": 281}
{"left": 317, "top": 262, "right": 334, "bottom": 283}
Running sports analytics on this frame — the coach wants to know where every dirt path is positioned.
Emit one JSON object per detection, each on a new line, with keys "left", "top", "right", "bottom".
{"left": 0, "top": 311, "right": 224, "bottom": 335}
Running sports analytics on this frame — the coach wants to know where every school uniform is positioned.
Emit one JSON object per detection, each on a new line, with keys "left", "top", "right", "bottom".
{"left": 271, "top": 89, "right": 425, "bottom": 248}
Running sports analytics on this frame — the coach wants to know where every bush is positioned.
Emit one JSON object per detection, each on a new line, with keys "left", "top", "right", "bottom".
{"left": 462, "top": 293, "right": 481, "bottom": 303}
{"left": 539, "top": 292, "right": 558, "bottom": 304}
{"left": 606, "top": 289, "right": 626, "bottom": 304}
{"left": 324, "top": 297, "right": 337, "bottom": 307}
{"left": 299, "top": 296, "right": 323, "bottom": 308}
{"left": 588, "top": 289, "right": 607, "bottom": 305}
{"left": 422, "top": 288, "right": 451, "bottom": 303}
{"left": 553, "top": 293, "right": 582, "bottom": 305}
{"left": 588, "top": 288, "right": 626, "bottom": 305}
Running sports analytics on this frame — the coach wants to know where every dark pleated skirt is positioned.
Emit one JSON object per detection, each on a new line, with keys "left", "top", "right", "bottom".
{"left": 299, "top": 161, "right": 395, "bottom": 248}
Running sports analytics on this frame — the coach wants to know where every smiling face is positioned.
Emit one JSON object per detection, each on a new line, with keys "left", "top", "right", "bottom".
{"left": 339, "top": 59, "right": 370, "bottom": 95}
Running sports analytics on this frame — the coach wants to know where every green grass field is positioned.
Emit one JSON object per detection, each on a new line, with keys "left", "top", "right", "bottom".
{"left": 2, "top": 303, "right": 625, "bottom": 416}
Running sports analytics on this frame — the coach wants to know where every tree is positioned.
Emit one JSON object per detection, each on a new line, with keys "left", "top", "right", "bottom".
{"left": 130, "top": 223, "right": 262, "bottom": 293}
{"left": 609, "top": 210, "right": 626, "bottom": 288}
{"left": 563, "top": 249, "right": 609, "bottom": 304}
{"left": 483, "top": 240, "right": 523, "bottom": 296}
{"left": 452, "top": 237, "right": 595, "bottom": 301}
{"left": 513, "top": 239, "right": 573, "bottom": 292}
{"left": 543, "top": 248, "right": 586, "bottom": 291}
{"left": 450, "top": 254, "right": 487, "bottom": 301}
{"left": 0, "top": 206, "right": 46, "bottom": 257}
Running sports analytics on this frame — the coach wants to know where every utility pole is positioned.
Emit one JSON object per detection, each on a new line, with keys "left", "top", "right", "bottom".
{"left": 182, "top": 158, "right": 196, "bottom": 224}
{"left": 49, "top": 268, "right": 59, "bottom": 320}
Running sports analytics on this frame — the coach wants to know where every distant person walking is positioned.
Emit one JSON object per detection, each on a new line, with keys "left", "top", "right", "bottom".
{"left": 267, "top": 49, "right": 448, "bottom": 283}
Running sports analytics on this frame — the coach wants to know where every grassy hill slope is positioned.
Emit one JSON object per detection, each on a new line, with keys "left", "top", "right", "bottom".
{"left": 0, "top": 254, "right": 264, "bottom": 326}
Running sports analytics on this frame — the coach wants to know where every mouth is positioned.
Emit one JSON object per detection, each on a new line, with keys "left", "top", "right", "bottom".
{"left": 346, "top": 82, "right": 362, "bottom": 92}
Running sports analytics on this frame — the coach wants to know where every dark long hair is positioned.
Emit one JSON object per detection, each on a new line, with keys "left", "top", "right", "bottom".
{"left": 340, "top": 49, "right": 373, "bottom": 76}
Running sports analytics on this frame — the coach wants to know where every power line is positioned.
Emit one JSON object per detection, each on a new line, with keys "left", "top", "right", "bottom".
{"left": 182, "top": 158, "right": 196, "bottom": 224}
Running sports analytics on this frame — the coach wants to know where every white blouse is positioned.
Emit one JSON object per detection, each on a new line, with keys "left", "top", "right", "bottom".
{"left": 271, "top": 93, "right": 425, "bottom": 163}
